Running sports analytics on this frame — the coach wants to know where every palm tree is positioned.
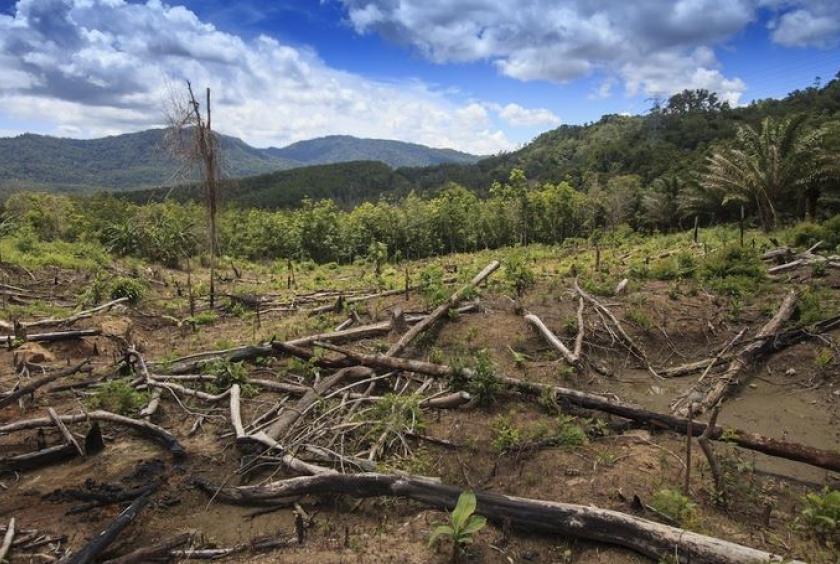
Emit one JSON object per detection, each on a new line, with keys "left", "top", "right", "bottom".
{"left": 701, "top": 115, "right": 834, "bottom": 230}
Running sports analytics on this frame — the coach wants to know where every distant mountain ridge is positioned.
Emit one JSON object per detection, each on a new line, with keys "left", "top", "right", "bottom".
{"left": 0, "top": 129, "right": 481, "bottom": 192}
{"left": 265, "top": 135, "right": 480, "bottom": 168}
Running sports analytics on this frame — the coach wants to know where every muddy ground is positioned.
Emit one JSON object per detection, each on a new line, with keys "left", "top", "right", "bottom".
{"left": 0, "top": 248, "right": 839, "bottom": 563}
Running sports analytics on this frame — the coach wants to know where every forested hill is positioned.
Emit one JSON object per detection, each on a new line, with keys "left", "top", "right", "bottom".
{"left": 399, "top": 75, "right": 840, "bottom": 193}
{"left": 265, "top": 135, "right": 481, "bottom": 168}
{"left": 122, "top": 72, "right": 840, "bottom": 210}
{"left": 0, "top": 130, "right": 480, "bottom": 193}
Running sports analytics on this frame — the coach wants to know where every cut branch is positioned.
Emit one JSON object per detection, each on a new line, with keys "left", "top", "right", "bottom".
{"left": 672, "top": 290, "right": 797, "bottom": 417}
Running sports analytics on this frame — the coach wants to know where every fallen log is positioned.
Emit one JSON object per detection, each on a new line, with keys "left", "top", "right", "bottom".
{"left": 317, "top": 344, "right": 840, "bottom": 473}
{"left": 672, "top": 290, "right": 797, "bottom": 417}
{"left": 60, "top": 490, "right": 153, "bottom": 564}
{"left": 386, "top": 260, "right": 498, "bottom": 357}
{"left": 0, "top": 425, "right": 102, "bottom": 472}
{"left": 0, "top": 361, "right": 91, "bottom": 409}
{"left": 0, "top": 329, "right": 100, "bottom": 345}
{"left": 195, "top": 472, "right": 799, "bottom": 563}
{"left": 0, "top": 410, "right": 185, "bottom": 459}
{"left": 102, "top": 531, "right": 193, "bottom": 564}
{"left": 0, "top": 297, "right": 129, "bottom": 331}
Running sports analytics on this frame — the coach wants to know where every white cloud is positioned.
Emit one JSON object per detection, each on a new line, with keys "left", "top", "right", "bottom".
{"left": 0, "top": 0, "right": 532, "bottom": 154}
{"left": 770, "top": 1, "right": 840, "bottom": 47}
{"left": 341, "top": 0, "right": 755, "bottom": 101}
{"left": 494, "top": 103, "right": 561, "bottom": 127}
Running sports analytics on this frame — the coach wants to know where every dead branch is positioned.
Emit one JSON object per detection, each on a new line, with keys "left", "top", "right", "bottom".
{"left": 47, "top": 407, "right": 84, "bottom": 457}
{"left": 0, "top": 410, "right": 185, "bottom": 459}
{"left": 386, "top": 260, "right": 499, "bottom": 357}
{"left": 317, "top": 344, "right": 840, "bottom": 472}
{"left": 574, "top": 279, "right": 659, "bottom": 378}
{"left": 524, "top": 303, "right": 584, "bottom": 368}
{"left": 672, "top": 290, "right": 797, "bottom": 417}
{"left": 0, "top": 329, "right": 100, "bottom": 346}
{"left": 194, "top": 472, "right": 799, "bottom": 563}
{"left": 59, "top": 489, "right": 153, "bottom": 564}
{"left": 0, "top": 518, "right": 14, "bottom": 564}
{"left": 102, "top": 532, "right": 193, "bottom": 564}
{"left": 0, "top": 297, "right": 129, "bottom": 331}
{"left": 0, "top": 361, "right": 91, "bottom": 409}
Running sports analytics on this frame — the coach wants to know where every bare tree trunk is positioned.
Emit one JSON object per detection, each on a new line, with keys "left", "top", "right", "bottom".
{"left": 196, "top": 473, "right": 801, "bottom": 563}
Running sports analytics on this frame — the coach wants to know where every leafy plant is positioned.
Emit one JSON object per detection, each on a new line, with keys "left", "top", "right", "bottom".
{"left": 491, "top": 416, "right": 522, "bottom": 453}
{"left": 502, "top": 251, "right": 535, "bottom": 296}
{"left": 798, "top": 487, "right": 840, "bottom": 539}
{"left": 428, "top": 490, "right": 487, "bottom": 558}
{"left": 86, "top": 380, "right": 148, "bottom": 416}
{"left": 451, "top": 350, "right": 500, "bottom": 406}
{"left": 109, "top": 276, "right": 147, "bottom": 305}
{"left": 650, "top": 488, "right": 696, "bottom": 526}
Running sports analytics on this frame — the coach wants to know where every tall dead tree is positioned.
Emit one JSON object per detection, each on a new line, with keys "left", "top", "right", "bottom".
{"left": 165, "top": 81, "right": 220, "bottom": 308}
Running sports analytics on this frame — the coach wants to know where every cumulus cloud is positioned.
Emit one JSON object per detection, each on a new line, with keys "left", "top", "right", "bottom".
{"left": 341, "top": 0, "right": 840, "bottom": 103}
{"left": 0, "top": 0, "right": 526, "bottom": 154}
{"left": 492, "top": 103, "right": 561, "bottom": 127}
{"left": 770, "top": 1, "right": 840, "bottom": 47}
{"left": 341, "top": 0, "right": 755, "bottom": 101}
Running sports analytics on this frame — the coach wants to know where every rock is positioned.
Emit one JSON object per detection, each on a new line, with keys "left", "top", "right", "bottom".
{"left": 100, "top": 316, "right": 133, "bottom": 340}
{"left": 13, "top": 342, "right": 56, "bottom": 367}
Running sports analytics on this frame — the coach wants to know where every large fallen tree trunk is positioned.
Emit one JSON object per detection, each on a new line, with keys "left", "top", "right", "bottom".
{"left": 0, "top": 360, "right": 91, "bottom": 409}
{"left": 672, "top": 290, "right": 798, "bottom": 417}
{"left": 317, "top": 343, "right": 840, "bottom": 472}
{"left": 195, "top": 472, "right": 799, "bottom": 563}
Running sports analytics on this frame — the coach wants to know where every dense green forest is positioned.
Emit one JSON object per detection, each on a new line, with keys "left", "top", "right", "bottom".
{"left": 123, "top": 73, "right": 840, "bottom": 211}
{"left": 2, "top": 73, "right": 839, "bottom": 267}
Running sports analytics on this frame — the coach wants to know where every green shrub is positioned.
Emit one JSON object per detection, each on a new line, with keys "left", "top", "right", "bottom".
{"left": 798, "top": 488, "right": 840, "bottom": 539}
{"left": 188, "top": 311, "right": 219, "bottom": 326}
{"left": 86, "top": 380, "right": 148, "bottom": 416}
{"left": 109, "top": 276, "right": 147, "bottom": 304}
{"left": 491, "top": 416, "right": 522, "bottom": 453}
{"left": 554, "top": 416, "right": 587, "bottom": 446}
{"left": 368, "top": 393, "right": 425, "bottom": 438}
{"left": 650, "top": 489, "right": 696, "bottom": 526}
{"left": 418, "top": 264, "right": 447, "bottom": 307}
{"left": 699, "top": 245, "right": 764, "bottom": 281}
{"left": 451, "top": 350, "right": 501, "bottom": 406}
{"left": 625, "top": 307, "right": 653, "bottom": 331}
{"left": 203, "top": 359, "right": 253, "bottom": 395}
{"left": 502, "top": 251, "right": 536, "bottom": 295}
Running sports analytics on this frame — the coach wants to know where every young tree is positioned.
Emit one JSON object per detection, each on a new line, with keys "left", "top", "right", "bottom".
{"left": 165, "top": 81, "right": 220, "bottom": 305}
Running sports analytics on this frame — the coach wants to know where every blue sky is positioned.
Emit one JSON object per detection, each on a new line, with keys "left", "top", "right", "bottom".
{"left": 1, "top": 0, "right": 839, "bottom": 153}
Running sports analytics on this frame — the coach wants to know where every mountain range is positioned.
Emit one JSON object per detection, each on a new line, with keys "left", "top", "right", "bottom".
{"left": 0, "top": 129, "right": 481, "bottom": 192}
